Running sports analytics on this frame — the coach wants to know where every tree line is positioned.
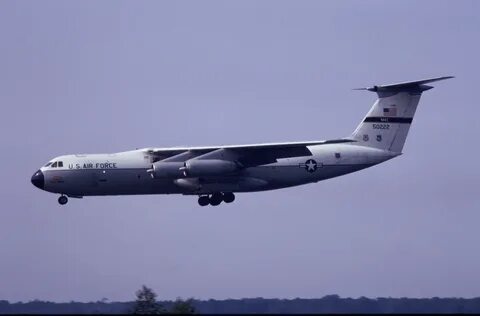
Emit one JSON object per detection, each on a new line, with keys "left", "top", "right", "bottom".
{"left": 2, "top": 290, "right": 480, "bottom": 314}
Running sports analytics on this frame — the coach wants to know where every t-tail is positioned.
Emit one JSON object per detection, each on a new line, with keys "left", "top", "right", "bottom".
{"left": 350, "top": 76, "right": 454, "bottom": 153}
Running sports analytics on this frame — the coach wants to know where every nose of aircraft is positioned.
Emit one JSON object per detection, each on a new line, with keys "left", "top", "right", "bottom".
{"left": 31, "top": 170, "right": 45, "bottom": 190}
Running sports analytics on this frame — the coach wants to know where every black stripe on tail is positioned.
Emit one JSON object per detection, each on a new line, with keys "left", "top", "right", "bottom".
{"left": 363, "top": 117, "right": 413, "bottom": 124}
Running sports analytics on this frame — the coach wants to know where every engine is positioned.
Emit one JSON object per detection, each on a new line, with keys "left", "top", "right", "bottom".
{"left": 181, "top": 159, "right": 239, "bottom": 177}
{"left": 150, "top": 161, "right": 184, "bottom": 179}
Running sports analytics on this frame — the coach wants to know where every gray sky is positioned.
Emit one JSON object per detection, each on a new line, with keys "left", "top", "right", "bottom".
{"left": 0, "top": 0, "right": 479, "bottom": 303}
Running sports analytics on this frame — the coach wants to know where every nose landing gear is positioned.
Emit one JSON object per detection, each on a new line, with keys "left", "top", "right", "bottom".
{"left": 58, "top": 195, "right": 68, "bottom": 205}
{"left": 197, "top": 192, "right": 236, "bottom": 206}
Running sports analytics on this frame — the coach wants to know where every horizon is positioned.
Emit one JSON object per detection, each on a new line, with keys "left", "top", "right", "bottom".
{"left": 5, "top": 294, "right": 480, "bottom": 304}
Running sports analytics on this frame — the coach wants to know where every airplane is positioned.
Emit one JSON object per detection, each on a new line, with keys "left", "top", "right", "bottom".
{"left": 31, "top": 76, "right": 453, "bottom": 206}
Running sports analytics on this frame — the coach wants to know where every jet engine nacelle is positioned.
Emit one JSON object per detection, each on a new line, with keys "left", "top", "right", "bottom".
{"left": 182, "top": 159, "right": 239, "bottom": 177}
{"left": 151, "top": 161, "right": 184, "bottom": 179}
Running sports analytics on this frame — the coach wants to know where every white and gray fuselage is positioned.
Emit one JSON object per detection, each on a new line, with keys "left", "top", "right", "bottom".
{"left": 34, "top": 144, "right": 397, "bottom": 197}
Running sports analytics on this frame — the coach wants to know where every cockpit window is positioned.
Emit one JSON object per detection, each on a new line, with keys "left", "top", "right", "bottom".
{"left": 46, "top": 161, "right": 63, "bottom": 168}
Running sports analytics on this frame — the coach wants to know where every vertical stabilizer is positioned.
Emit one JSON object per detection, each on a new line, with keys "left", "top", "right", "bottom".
{"left": 350, "top": 76, "right": 453, "bottom": 153}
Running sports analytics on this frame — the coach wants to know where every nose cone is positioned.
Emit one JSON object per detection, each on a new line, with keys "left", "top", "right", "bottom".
{"left": 31, "top": 170, "right": 44, "bottom": 190}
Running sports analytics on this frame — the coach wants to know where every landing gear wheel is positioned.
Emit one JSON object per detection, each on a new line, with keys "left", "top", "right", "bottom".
{"left": 223, "top": 192, "right": 235, "bottom": 203}
{"left": 198, "top": 195, "right": 210, "bottom": 207}
{"left": 209, "top": 193, "right": 223, "bottom": 206}
{"left": 58, "top": 195, "right": 68, "bottom": 205}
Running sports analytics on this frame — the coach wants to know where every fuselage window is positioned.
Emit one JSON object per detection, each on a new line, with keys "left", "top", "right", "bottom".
{"left": 58, "top": 161, "right": 63, "bottom": 167}
{"left": 335, "top": 153, "right": 341, "bottom": 159}
{"left": 51, "top": 162, "right": 58, "bottom": 168}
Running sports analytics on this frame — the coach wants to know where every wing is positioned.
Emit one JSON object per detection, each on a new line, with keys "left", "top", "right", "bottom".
{"left": 145, "top": 139, "right": 355, "bottom": 167}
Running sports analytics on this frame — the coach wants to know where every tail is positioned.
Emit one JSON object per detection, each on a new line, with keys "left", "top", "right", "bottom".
{"left": 350, "top": 76, "right": 454, "bottom": 153}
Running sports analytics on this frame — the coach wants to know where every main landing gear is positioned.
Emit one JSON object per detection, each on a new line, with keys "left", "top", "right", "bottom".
{"left": 58, "top": 195, "right": 68, "bottom": 205}
{"left": 198, "top": 192, "right": 235, "bottom": 207}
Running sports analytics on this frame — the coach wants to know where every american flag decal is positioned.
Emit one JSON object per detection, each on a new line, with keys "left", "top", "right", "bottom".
{"left": 383, "top": 108, "right": 397, "bottom": 117}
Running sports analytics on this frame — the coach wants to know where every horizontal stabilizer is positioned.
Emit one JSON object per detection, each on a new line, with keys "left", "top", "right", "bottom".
{"left": 354, "top": 76, "right": 454, "bottom": 94}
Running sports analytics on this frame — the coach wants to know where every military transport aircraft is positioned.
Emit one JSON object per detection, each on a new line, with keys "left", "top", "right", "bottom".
{"left": 31, "top": 76, "right": 452, "bottom": 206}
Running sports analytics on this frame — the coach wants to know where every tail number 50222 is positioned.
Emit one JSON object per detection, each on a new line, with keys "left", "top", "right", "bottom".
{"left": 372, "top": 123, "right": 390, "bottom": 130}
